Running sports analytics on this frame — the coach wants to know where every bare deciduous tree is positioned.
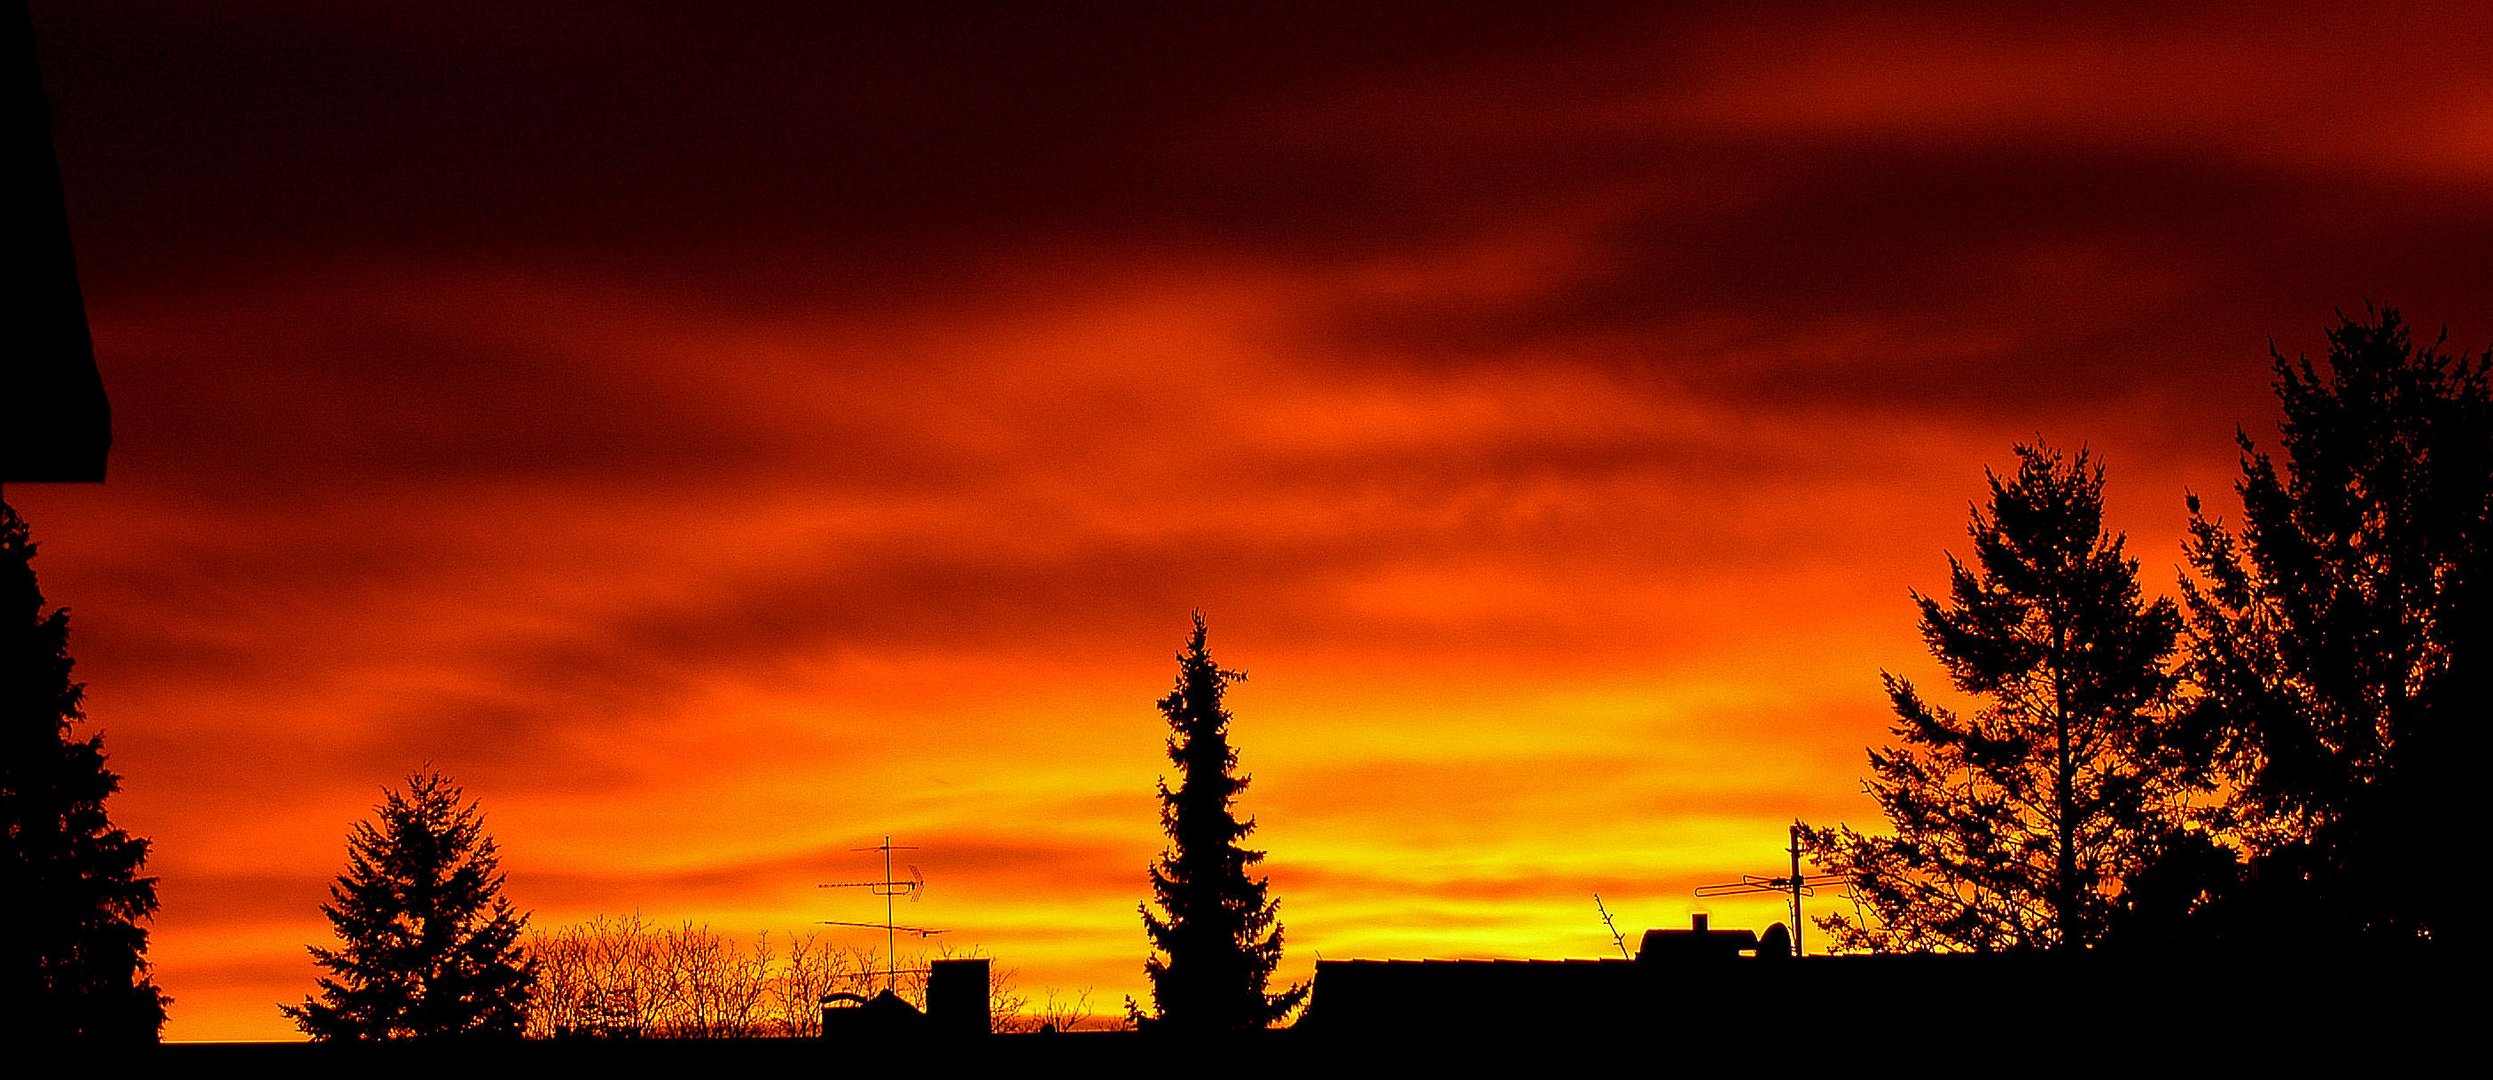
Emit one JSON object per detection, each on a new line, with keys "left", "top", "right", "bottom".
{"left": 528, "top": 919, "right": 1093, "bottom": 1036}
{"left": 1023, "top": 987, "right": 1098, "bottom": 1033}
{"left": 528, "top": 916, "right": 876, "bottom": 1038}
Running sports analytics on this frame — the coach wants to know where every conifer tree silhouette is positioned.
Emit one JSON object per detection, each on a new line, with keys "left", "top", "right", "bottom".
{"left": 1806, "top": 444, "right": 2201, "bottom": 952}
{"left": 287, "top": 770, "right": 534, "bottom": 1039}
{"left": 2183, "top": 307, "right": 2490, "bottom": 947}
{"left": 1134, "top": 613, "right": 1305, "bottom": 1032}
{"left": 0, "top": 499, "right": 166, "bottom": 1042}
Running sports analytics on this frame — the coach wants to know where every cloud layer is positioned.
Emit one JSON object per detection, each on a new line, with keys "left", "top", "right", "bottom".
{"left": 17, "top": 1, "right": 2493, "bottom": 1038}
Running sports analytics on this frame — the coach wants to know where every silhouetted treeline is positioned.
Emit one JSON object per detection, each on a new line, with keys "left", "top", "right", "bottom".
{"left": 1810, "top": 306, "right": 2487, "bottom": 955}
{"left": 0, "top": 499, "right": 166, "bottom": 1043}
{"left": 2176, "top": 308, "right": 2488, "bottom": 951}
{"left": 526, "top": 917, "right": 1089, "bottom": 1038}
{"left": 1133, "top": 613, "right": 1306, "bottom": 1033}
{"left": 287, "top": 771, "right": 534, "bottom": 1040}
{"left": 280, "top": 771, "right": 1105, "bottom": 1040}
{"left": 1804, "top": 442, "right": 2198, "bottom": 953}
{"left": 526, "top": 916, "right": 843, "bottom": 1039}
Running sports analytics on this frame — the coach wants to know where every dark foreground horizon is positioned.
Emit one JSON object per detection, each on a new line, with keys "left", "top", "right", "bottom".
{"left": 84, "top": 951, "right": 2469, "bottom": 1075}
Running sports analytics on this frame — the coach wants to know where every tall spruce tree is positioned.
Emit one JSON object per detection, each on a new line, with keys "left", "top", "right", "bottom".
{"left": 2182, "top": 307, "right": 2489, "bottom": 947}
{"left": 1134, "top": 613, "right": 1305, "bottom": 1032}
{"left": 286, "top": 770, "right": 535, "bottom": 1039}
{"left": 1806, "top": 444, "right": 2199, "bottom": 952}
{"left": 0, "top": 499, "right": 167, "bottom": 1042}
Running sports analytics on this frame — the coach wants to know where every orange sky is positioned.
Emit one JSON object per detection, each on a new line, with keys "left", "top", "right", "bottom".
{"left": 17, "top": 1, "right": 2493, "bottom": 1040}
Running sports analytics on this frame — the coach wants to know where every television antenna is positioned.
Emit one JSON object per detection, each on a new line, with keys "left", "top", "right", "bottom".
{"left": 818, "top": 836, "right": 947, "bottom": 989}
{"left": 1693, "top": 821, "right": 1852, "bottom": 957}
{"left": 1592, "top": 893, "right": 1631, "bottom": 959}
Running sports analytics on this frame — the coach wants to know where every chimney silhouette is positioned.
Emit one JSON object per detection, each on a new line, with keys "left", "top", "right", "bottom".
{"left": 927, "top": 957, "right": 991, "bottom": 1037}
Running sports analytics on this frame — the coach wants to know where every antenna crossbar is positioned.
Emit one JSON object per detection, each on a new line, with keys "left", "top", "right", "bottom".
{"left": 816, "top": 835, "right": 936, "bottom": 990}
{"left": 817, "top": 919, "right": 949, "bottom": 938}
{"left": 1689, "top": 822, "right": 1857, "bottom": 957}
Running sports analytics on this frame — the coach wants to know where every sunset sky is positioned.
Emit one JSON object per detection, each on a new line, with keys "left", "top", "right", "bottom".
{"left": 16, "top": 2, "right": 2493, "bottom": 1040}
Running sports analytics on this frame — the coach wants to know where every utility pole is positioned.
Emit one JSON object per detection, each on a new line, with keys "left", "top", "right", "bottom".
{"left": 1787, "top": 822, "right": 1804, "bottom": 958}
{"left": 1694, "top": 821, "right": 1851, "bottom": 957}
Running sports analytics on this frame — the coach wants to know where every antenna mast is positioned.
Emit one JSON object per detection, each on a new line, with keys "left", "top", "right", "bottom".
{"left": 817, "top": 835, "right": 946, "bottom": 989}
{"left": 1692, "top": 821, "right": 1851, "bottom": 956}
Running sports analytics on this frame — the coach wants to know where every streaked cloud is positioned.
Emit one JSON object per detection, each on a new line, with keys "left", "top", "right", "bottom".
{"left": 15, "top": 0, "right": 2490, "bottom": 1039}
